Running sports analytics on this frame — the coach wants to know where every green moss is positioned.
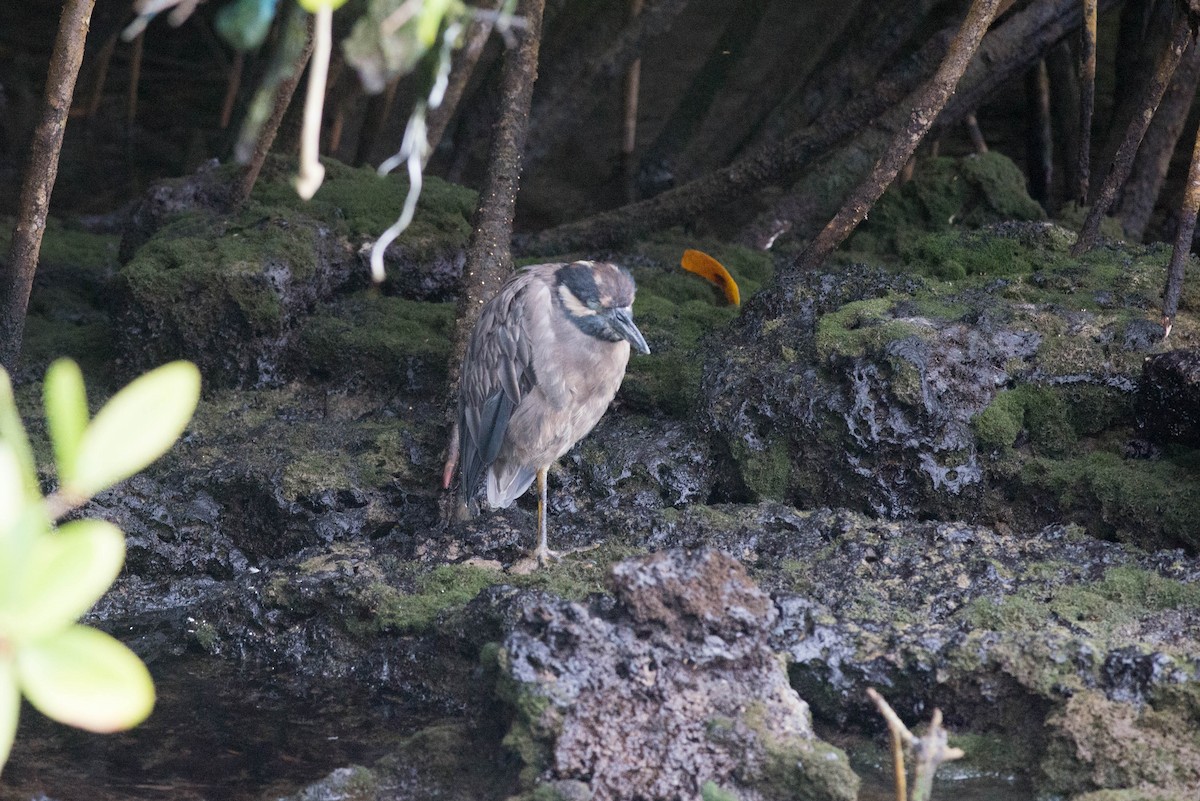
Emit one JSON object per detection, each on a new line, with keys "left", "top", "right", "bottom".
{"left": 368, "top": 563, "right": 500, "bottom": 632}
{"left": 729, "top": 437, "right": 792, "bottom": 501}
{"left": 1022, "top": 451, "right": 1200, "bottom": 550}
{"left": 739, "top": 701, "right": 859, "bottom": 801}
{"left": 972, "top": 385, "right": 1091, "bottom": 456}
{"left": 300, "top": 292, "right": 454, "bottom": 383}
{"left": 849, "top": 152, "right": 1045, "bottom": 257}
{"left": 963, "top": 565, "right": 1200, "bottom": 639}
{"left": 36, "top": 218, "right": 121, "bottom": 271}
{"left": 701, "top": 781, "right": 740, "bottom": 801}
{"left": 121, "top": 211, "right": 318, "bottom": 334}
{"left": 814, "top": 298, "right": 928, "bottom": 361}
{"left": 249, "top": 157, "right": 476, "bottom": 245}
{"left": 901, "top": 229, "right": 1047, "bottom": 280}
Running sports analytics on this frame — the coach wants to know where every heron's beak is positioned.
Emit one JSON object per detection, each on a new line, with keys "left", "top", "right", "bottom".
{"left": 609, "top": 307, "right": 650, "bottom": 355}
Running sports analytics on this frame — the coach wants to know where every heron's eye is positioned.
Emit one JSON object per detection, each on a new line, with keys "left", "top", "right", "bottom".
{"left": 587, "top": 299, "right": 602, "bottom": 311}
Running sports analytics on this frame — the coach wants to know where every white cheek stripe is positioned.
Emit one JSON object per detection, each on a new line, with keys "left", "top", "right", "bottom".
{"left": 559, "top": 284, "right": 597, "bottom": 317}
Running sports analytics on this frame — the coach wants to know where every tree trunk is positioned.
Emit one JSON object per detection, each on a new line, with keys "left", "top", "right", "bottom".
{"left": 791, "top": 0, "right": 1003, "bottom": 274}
{"left": 0, "top": 0, "right": 95, "bottom": 373}
{"left": 442, "top": 0, "right": 546, "bottom": 497}
{"left": 1162, "top": 120, "right": 1200, "bottom": 334}
{"left": 1078, "top": 0, "right": 1098, "bottom": 202}
{"left": 1072, "top": 10, "right": 1193, "bottom": 256}
{"left": 1117, "top": 38, "right": 1200, "bottom": 241}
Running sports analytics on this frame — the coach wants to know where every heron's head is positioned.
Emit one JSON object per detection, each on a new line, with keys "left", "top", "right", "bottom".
{"left": 554, "top": 261, "right": 650, "bottom": 355}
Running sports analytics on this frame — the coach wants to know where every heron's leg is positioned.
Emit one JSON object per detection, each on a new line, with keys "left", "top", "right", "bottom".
{"left": 533, "top": 466, "right": 560, "bottom": 566}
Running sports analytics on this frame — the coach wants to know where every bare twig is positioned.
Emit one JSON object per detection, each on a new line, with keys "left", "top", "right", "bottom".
{"left": 127, "top": 30, "right": 144, "bottom": 130}
{"left": 220, "top": 51, "right": 244, "bottom": 130}
{"left": 965, "top": 112, "right": 988, "bottom": 153}
{"left": 1072, "top": 11, "right": 1193, "bottom": 256}
{"left": 867, "top": 688, "right": 965, "bottom": 801}
{"left": 621, "top": 0, "right": 644, "bottom": 203}
{"left": 794, "top": 0, "right": 1002, "bottom": 273}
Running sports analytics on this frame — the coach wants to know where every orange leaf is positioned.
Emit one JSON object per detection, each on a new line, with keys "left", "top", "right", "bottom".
{"left": 681, "top": 249, "right": 740, "bottom": 306}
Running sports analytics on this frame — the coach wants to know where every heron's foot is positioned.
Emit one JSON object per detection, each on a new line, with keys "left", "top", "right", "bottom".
{"left": 534, "top": 544, "right": 562, "bottom": 567}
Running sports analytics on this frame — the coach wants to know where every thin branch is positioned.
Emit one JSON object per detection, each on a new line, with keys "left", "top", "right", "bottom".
{"left": 0, "top": 0, "right": 96, "bottom": 372}
{"left": 793, "top": 0, "right": 1003, "bottom": 273}
{"left": 426, "top": 0, "right": 507, "bottom": 154}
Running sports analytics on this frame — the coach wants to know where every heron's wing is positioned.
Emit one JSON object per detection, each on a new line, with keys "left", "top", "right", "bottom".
{"left": 458, "top": 272, "right": 543, "bottom": 503}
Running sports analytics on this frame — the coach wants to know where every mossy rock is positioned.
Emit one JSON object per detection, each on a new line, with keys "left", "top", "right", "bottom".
{"left": 849, "top": 152, "right": 1046, "bottom": 257}
{"left": 296, "top": 291, "right": 454, "bottom": 391}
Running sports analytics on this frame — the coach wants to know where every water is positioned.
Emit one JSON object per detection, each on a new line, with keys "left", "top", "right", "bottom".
{"left": 0, "top": 658, "right": 419, "bottom": 801}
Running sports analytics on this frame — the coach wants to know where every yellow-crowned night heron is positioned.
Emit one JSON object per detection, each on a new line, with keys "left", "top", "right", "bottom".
{"left": 444, "top": 261, "right": 650, "bottom": 565}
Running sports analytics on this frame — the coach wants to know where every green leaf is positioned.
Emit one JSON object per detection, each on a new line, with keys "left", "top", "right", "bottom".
{"left": 16, "top": 626, "right": 155, "bottom": 733}
{"left": 43, "top": 359, "right": 89, "bottom": 488}
{"left": 296, "top": 0, "right": 349, "bottom": 12}
{"left": 0, "top": 444, "right": 22, "bottom": 537}
{"left": 68, "top": 362, "right": 200, "bottom": 498}
{"left": 216, "top": 0, "right": 280, "bottom": 51}
{"left": 3, "top": 520, "right": 125, "bottom": 642}
{"left": 0, "top": 369, "right": 38, "bottom": 502}
{"left": 0, "top": 656, "right": 18, "bottom": 775}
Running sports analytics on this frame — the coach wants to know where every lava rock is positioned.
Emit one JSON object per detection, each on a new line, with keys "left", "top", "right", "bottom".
{"left": 1138, "top": 348, "right": 1200, "bottom": 446}
{"left": 499, "top": 549, "right": 858, "bottom": 801}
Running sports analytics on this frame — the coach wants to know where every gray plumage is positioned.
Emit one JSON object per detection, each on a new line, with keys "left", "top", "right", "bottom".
{"left": 453, "top": 260, "right": 649, "bottom": 563}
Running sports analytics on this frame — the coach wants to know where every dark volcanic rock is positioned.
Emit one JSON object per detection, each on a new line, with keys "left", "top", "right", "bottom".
{"left": 499, "top": 549, "right": 858, "bottom": 801}
{"left": 1139, "top": 348, "right": 1200, "bottom": 446}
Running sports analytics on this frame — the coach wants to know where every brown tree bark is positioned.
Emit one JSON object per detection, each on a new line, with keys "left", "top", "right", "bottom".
{"left": 0, "top": 0, "right": 95, "bottom": 373}
{"left": 1078, "top": 0, "right": 1098, "bottom": 203}
{"left": 791, "top": 0, "right": 1003, "bottom": 274}
{"left": 1118, "top": 38, "right": 1200, "bottom": 241}
{"left": 1072, "top": 11, "right": 1193, "bottom": 256}
{"left": 442, "top": 0, "right": 546, "bottom": 496}
{"left": 233, "top": 11, "right": 315, "bottom": 206}
{"left": 1162, "top": 120, "right": 1200, "bottom": 335}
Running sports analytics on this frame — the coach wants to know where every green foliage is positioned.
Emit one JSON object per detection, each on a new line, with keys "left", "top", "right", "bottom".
{"left": 0, "top": 359, "right": 201, "bottom": 774}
